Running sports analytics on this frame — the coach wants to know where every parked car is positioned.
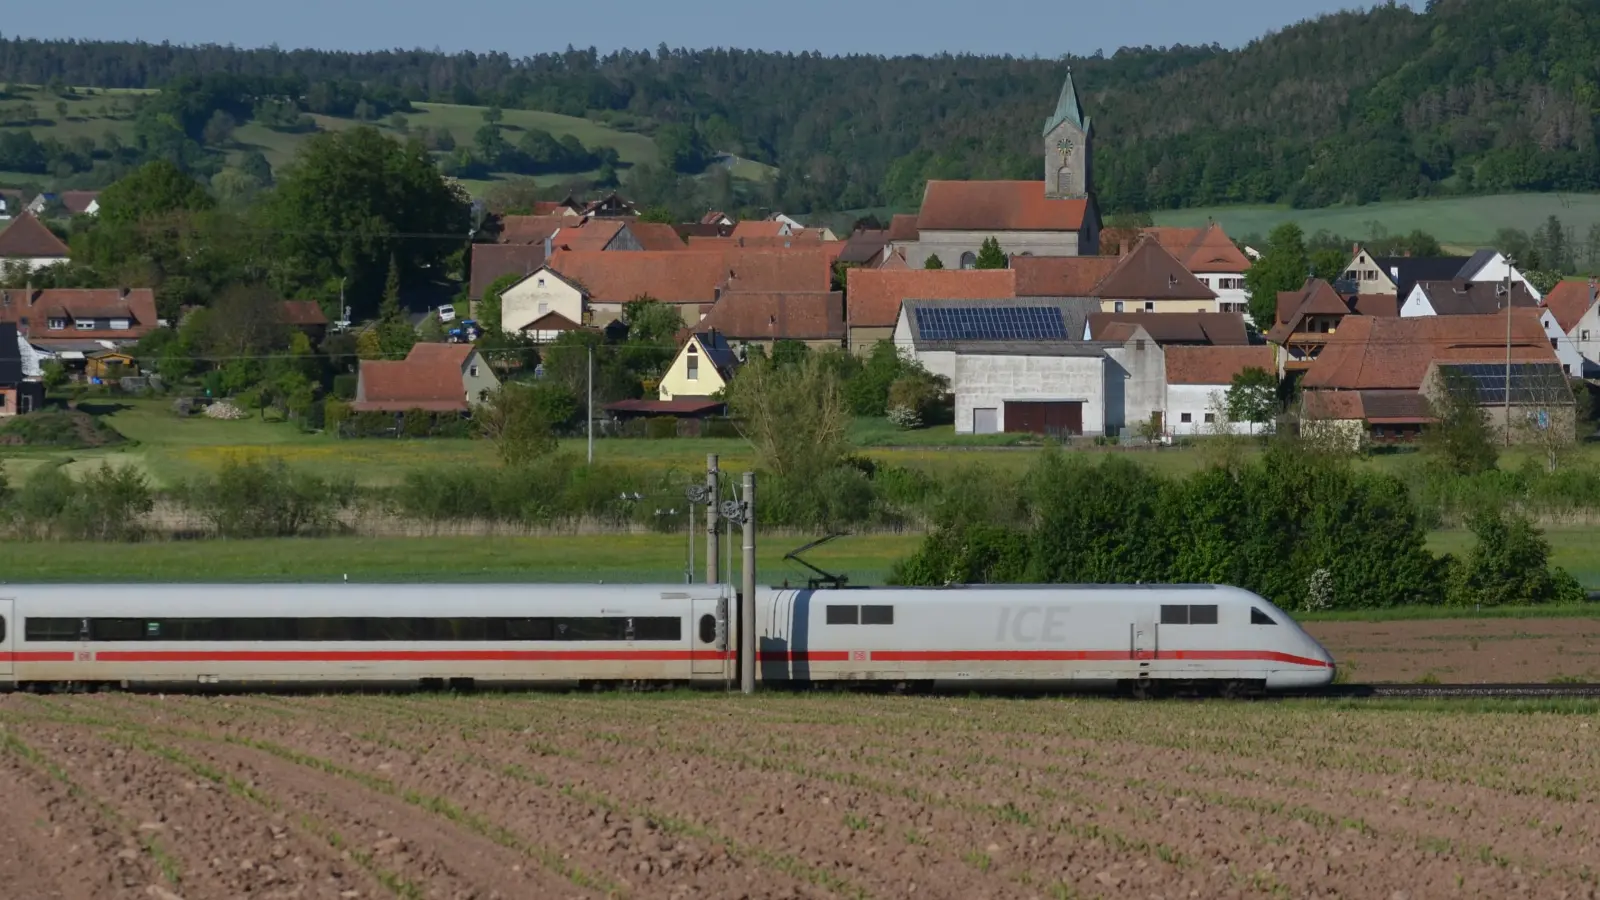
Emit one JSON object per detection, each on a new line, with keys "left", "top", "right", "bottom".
{"left": 437, "top": 304, "right": 457, "bottom": 323}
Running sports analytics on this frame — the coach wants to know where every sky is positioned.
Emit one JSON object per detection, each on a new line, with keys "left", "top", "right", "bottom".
{"left": 4, "top": 0, "right": 1417, "bottom": 58}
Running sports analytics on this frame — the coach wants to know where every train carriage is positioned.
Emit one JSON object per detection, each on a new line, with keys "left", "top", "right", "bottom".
{"left": 0, "top": 582, "right": 1334, "bottom": 694}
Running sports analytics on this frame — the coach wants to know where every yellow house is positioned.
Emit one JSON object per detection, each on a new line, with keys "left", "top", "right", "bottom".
{"left": 657, "top": 332, "right": 740, "bottom": 401}
{"left": 1091, "top": 235, "right": 1218, "bottom": 314}
{"left": 500, "top": 266, "right": 587, "bottom": 334}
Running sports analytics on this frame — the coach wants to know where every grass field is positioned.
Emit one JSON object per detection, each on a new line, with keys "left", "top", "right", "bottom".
{"left": 1153, "top": 192, "right": 1600, "bottom": 248}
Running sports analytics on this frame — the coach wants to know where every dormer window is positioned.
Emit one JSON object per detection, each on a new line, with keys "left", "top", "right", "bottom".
{"left": 47, "top": 317, "right": 65, "bottom": 330}
{"left": 75, "top": 320, "right": 95, "bottom": 331}
{"left": 109, "top": 318, "right": 129, "bottom": 330}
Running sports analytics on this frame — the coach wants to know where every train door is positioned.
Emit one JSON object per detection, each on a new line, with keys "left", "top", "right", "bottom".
{"left": 1132, "top": 611, "right": 1155, "bottom": 661}
{"left": 691, "top": 594, "right": 728, "bottom": 677}
{"left": 0, "top": 598, "right": 13, "bottom": 684}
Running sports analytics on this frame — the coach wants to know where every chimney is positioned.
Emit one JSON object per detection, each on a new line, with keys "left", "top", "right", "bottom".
{"left": 121, "top": 286, "right": 130, "bottom": 299}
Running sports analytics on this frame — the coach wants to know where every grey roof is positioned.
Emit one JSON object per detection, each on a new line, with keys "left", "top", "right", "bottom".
{"left": 834, "top": 230, "right": 889, "bottom": 266}
{"left": 1457, "top": 249, "right": 1499, "bottom": 280}
{"left": 1415, "top": 280, "right": 1539, "bottom": 316}
{"left": 691, "top": 331, "right": 741, "bottom": 377}
{"left": 1043, "top": 69, "right": 1087, "bottom": 136}
{"left": 948, "top": 340, "right": 1118, "bottom": 357}
{"left": 1373, "top": 256, "right": 1471, "bottom": 300}
{"left": 902, "top": 297, "right": 1099, "bottom": 349}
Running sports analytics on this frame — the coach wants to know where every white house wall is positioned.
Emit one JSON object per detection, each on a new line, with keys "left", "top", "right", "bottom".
{"left": 1567, "top": 303, "right": 1600, "bottom": 376}
{"left": 1464, "top": 254, "right": 1542, "bottom": 301}
{"left": 953, "top": 353, "right": 1106, "bottom": 435}
{"left": 1104, "top": 340, "right": 1165, "bottom": 436}
{"left": 1193, "top": 273, "right": 1252, "bottom": 323}
{"left": 1540, "top": 309, "right": 1586, "bottom": 376}
{"left": 501, "top": 272, "right": 585, "bottom": 333}
{"left": 1398, "top": 285, "right": 1436, "bottom": 317}
{"left": 1167, "top": 384, "right": 1254, "bottom": 435}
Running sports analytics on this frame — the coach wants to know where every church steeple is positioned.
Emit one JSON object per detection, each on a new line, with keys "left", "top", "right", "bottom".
{"left": 1043, "top": 67, "right": 1085, "bottom": 136}
{"left": 1043, "top": 68, "right": 1092, "bottom": 200}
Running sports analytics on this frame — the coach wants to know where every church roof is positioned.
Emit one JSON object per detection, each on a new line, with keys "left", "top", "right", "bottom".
{"left": 917, "top": 181, "right": 1088, "bottom": 232}
{"left": 1043, "top": 69, "right": 1088, "bottom": 137}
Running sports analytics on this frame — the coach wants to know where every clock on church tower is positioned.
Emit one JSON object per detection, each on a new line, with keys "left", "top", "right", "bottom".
{"left": 1056, "top": 139, "right": 1074, "bottom": 155}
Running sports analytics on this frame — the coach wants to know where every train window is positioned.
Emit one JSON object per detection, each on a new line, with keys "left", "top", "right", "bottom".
{"left": 860, "top": 605, "right": 894, "bottom": 625}
{"left": 698, "top": 614, "right": 717, "bottom": 643}
{"left": 505, "top": 618, "right": 554, "bottom": 641}
{"left": 1189, "top": 605, "right": 1219, "bottom": 625}
{"left": 1250, "top": 607, "right": 1277, "bottom": 625}
{"left": 633, "top": 617, "right": 682, "bottom": 642}
{"left": 826, "top": 605, "right": 859, "bottom": 625}
{"left": 1159, "top": 605, "right": 1188, "bottom": 625}
{"left": 24, "top": 618, "right": 82, "bottom": 642}
{"left": 90, "top": 619, "right": 145, "bottom": 642}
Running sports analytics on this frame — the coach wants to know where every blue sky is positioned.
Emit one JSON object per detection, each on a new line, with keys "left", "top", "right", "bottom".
{"left": 5, "top": 1, "right": 1414, "bottom": 57}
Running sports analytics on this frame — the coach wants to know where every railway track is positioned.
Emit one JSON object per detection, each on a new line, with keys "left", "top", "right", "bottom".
{"left": 1317, "top": 683, "right": 1600, "bottom": 699}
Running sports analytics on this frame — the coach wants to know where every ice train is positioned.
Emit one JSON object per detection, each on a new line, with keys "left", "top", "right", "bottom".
{"left": 0, "top": 582, "right": 1335, "bottom": 694}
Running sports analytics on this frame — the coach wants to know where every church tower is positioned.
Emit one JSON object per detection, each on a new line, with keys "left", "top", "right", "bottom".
{"left": 1043, "top": 69, "right": 1092, "bottom": 200}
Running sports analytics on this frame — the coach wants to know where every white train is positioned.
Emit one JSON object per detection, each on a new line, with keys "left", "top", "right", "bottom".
{"left": 0, "top": 582, "right": 1335, "bottom": 695}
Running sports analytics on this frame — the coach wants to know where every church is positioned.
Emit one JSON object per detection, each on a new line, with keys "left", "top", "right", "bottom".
{"left": 892, "top": 71, "right": 1101, "bottom": 268}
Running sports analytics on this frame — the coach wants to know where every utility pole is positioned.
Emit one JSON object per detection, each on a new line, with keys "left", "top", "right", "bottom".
{"left": 687, "top": 502, "right": 695, "bottom": 584}
{"left": 705, "top": 454, "right": 719, "bottom": 585}
{"left": 739, "top": 472, "right": 756, "bottom": 695}
{"left": 1504, "top": 257, "right": 1514, "bottom": 448}
{"left": 586, "top": 345, "right": 594, "bottom": 464}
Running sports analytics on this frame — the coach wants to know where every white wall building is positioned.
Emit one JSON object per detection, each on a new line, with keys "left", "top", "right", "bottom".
{"left": 1162, "top": 345, "right": 1278, "bottom": 435}
{"left": 499, "top": 266, "right": 587, "bottom": 335}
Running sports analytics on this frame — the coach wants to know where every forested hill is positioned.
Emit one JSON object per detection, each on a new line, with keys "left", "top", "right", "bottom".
{"left": 2, "top": 0, "right": 1597, "bottom": 215}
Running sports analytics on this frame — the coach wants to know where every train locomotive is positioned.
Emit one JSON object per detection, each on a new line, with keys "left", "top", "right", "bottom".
{"left": 0, "top": 582, "right": 1335, "bottom": 695}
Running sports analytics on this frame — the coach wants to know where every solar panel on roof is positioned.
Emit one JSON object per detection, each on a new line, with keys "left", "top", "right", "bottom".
{"left": 1437, "top": 363, "right": 1570, "bottom": 405}
{"left": 913, "top": 306, "right": 1069, "bottom": 342}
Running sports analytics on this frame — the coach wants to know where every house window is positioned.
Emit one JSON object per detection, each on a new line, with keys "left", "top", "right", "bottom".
{"left": 1144, "top": 302, "right": 1154, "bottom": 311}
{"left": 1203, "top": 413, "right": 1215, "bottom": 424}
{"left": 469, "top": 364, "right": 479, "bottom": 378}
{"left": 1180, "top": 412, "right": 1192, "bottom": 423}
{"left": 1113, "top": 301, "right": 1125, "bottom": 313}
{"left": 76, "top": 320, "right": 95, "bottom": 330}
{"left": 959, "top": 252, "right": 977, "bottom": 269}
{"left": 47, "top": 317, "right": 65, "bottom": 330}
{"left": 686, "top": 348, "right": 699, "bottom": 381}
{"left": 1584, "top": 331, "right": 1591, "bottom": 341}
{"left": 537, "top": 301, "right": 548, "bottom": 315}
{"left": 109, "top": 318, "right": 129, "bottom": 330}
{"left": 537, "top": 277, "right": 546, "bottom": 288}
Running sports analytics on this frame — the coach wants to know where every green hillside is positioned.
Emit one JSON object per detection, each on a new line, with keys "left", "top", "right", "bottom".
{"left": 1153, "top": 193, "right": 1600, "bottom": 250}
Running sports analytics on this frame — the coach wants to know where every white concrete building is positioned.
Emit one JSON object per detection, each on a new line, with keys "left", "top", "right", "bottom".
{"left": 951, "top": 326, "right": 1163, "bottom": 437}
{"left": 1163, "top": 345, "right": 1278, "bottom": 435}
{"left": 499, "top": 266, "right": 587, "bottom": 335}
{"left": 893, "top": 297, "right": 1099, "bottom": 382}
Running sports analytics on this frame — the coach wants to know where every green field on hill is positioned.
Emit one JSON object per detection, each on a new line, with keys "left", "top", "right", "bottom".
{"left": 1153, "top": 193, "right": 1600, "bottom": 249}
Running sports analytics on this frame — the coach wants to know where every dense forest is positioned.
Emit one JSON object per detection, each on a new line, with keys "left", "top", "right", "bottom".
{"left": 1, "top": 0, "right": 1598, "bottom": 214}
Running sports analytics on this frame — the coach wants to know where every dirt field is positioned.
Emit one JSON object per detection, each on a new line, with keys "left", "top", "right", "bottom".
{"left": 1308, "top": 618, "right": 1600, "bottom": 684}
{"left": 1, "top": 692, "right": 1598, "bottom": 899}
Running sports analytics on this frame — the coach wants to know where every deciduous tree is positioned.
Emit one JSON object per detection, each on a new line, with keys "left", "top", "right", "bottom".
{"left": 1245, "top": 223, "right": 1310, "bottom": 327}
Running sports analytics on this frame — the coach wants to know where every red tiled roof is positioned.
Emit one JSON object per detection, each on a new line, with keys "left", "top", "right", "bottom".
{"left": 60, "top": 191, "right": 99, "bottom": 214}
{"left": 887, "top": 214, "right": 920, "bottom": 242}
{"left": 1302, "top": 390, "right": 1434, "bottom": 423}
{"left": 551, "top": 219, "right": 627, "bottom": 252}
{"left": 845, "top": 269, "right": 1016, "bottom": 327}
{"left": 1086, "top": 312, "right": 1249, "bottom": 345}
{"left": 1164, "top": 345, "right": 1276, "bottom": 385}
{"left": 1352, "top": 293, "right": 1399, "bottom": 317}
{"left": 531, "top": 201, "right": 581, "bottom": 217}
{"left": 0, "top": 212, "right": 70, "bottom": 259}
{"left": 496, "top": 214, "right": 568, "bottom": 245}
{"left": 1301, "top": 391, "right": 1365, "bottom": 420}
{"left": 1091, "top": 237, "right": 1216, "bottom": 301}
{"left": 1266, "top": 279, "right": 1359, "bottom": 344}
{"left": 519, "top": 311, "right": 587, "bottom": 333}
{"left": 351, "top": 343, "right": 474, "bottom": 412}
{"left": 1143, "top": 223, "right": 1251, "bottom": 274}
{"left": 1302, "top": 311, "right": 1556, "bottom": 391}
{"left": 696, "top": 292, "right": 845, "bottom": 342}
{"left": 280, "top": 300, "right": 329, "bottom": 326}
{"left": 731, "top": 221, "right": 789, "bottom": 239}
{"left": 917, "top": 181, "right": 1087, "bottom": 232}
{"left": 628, "top": 222, "right": 687, "bottom": 251}
{"left": 1543, "top": 280, "right": 1599, "bottom": 333}
{"left": 686, "top": 236, "right": 739, "bottom": 249}
{"left": 605, "top": 398, "right": 725, "bottom": 416}
{"left": 470, "top": 243, "right": 548, "bottom": 299}
{"left": 546, "top": 250, "right": 728, "bottom": 306}
{"left": 721, "top": 246, "right": 836, "bottom": 293}
{"left": 1012, "top": 255, "right": 1119, "bottom": 297}
{"left": 0, "top": 288, "right": 157, "bottom": 340}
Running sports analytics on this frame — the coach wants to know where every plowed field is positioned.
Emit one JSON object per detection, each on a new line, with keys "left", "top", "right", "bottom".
{"left": 1308, "top": 618, "right": 1600, "bottom": 684}
{"left": 2, "top": 692, "right": 1597, "bottom": 899}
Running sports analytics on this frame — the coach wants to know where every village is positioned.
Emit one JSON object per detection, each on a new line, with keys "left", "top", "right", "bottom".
{"left": 0, "top": 73, "right": 1590, "bottom": 451}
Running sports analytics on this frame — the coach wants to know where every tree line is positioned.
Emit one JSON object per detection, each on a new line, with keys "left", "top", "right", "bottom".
{"left": 3, "top": 0, "right": 1598, "bottom": 214}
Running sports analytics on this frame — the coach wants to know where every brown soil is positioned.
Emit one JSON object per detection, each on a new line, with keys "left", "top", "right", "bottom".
{"left": 1307, "top": 617, "right": 1600, "bottom": 684}
{"left": 3, "top": 691, "right": 1599, "bottom": 899}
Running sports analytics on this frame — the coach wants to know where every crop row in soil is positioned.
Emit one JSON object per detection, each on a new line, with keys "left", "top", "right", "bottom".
{"left": 0, "top": 691, "right": 1596, "bottom": 899}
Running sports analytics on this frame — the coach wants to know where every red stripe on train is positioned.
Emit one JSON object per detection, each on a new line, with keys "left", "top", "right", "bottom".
{"left": 0, "top": 652, "right": 77, "bottom": 662}
{"left": 67, "top": 650, "right": 732, "bottom": 663}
